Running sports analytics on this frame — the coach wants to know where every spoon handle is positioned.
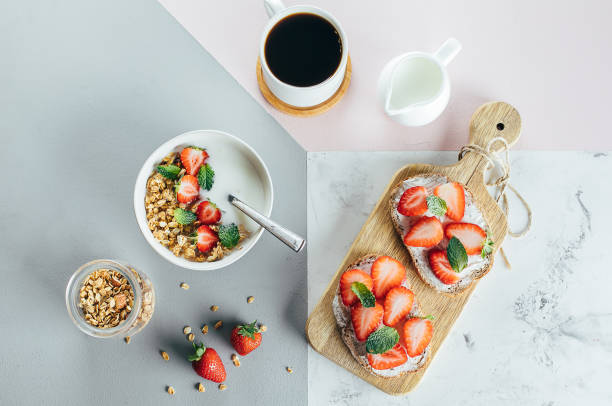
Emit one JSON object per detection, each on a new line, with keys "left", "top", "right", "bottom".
{"left": 229, "top": 195, "right": 305, "bottom": 253}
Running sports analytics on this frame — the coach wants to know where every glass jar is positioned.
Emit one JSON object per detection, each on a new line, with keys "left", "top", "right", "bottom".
{"left": 65, "top": 259, "right": 155, "bottom": 338}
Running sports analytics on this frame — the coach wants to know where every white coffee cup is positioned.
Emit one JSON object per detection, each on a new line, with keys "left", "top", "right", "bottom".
{"left": 261, "top": 0, "right": 349, "bottom": 108}
{"left": 378, "top": 38, "right": 462, "bottom": 126}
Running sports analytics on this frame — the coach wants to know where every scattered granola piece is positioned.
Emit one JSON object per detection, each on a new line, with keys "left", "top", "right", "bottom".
{"left": 233, "top": 359, "right": 241, "bottom": 367}
{"left": 259, "top": 324, "right": 267, "bottom": 332}
{"left": 231, "top": 354, "right": 238, "bottom": 361}
{"left": 183, "top": 326, "right": 192, "bottom": 335}
{"left": 201, "top": 324, "right": 209, "bottom": 334}
{"left": 198, "top": 383, "right": 205, "bottom": 392}
{"left": 180, "top": 282, "right": 190, "bottom": 290}
{"left": 167, "top": 386, "right": 175, "bottom": 395}
{"left": 124, "top": 336, "right": 131, "bottom": 344}
{"left": 210, "top": 305, "right": 219, "bottom": 312}
{"left": 286, "top": 366, "right": 293, "bottom": 374}
{"left": 247, "top": 296, "right": 255, "bottom": 304}
{"left": 161, "top": 351, "right": 169, "bottom": 361}
{"left": 218, "top": 384, "right": 227, "bottom": 391}
{"left": 187, "top": 333, "right": 195, "bottom": 342}
{"left": 214, "top": 320, "right": 223, "bottom": 329}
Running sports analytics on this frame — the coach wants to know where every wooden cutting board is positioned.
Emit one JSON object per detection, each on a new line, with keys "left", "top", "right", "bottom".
{"left": 305, "top": 101, "right": 522, "bottom": 395}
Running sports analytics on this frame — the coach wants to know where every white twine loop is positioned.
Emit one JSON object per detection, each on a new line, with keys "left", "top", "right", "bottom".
{"left": 458, "top": 137, "right": 532, "bottom": 268}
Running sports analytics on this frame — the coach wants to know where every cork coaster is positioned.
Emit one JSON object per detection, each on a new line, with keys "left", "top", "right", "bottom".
{"left": 256, "top": 55, "right": 352, "bottom": 117}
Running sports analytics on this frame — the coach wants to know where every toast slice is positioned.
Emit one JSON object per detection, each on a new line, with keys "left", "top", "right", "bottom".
{"left": 389, "top": 174, "right": 493, "bottom": 295}
{"left": 332, "top": 254, "right": 430, "bottom": 378}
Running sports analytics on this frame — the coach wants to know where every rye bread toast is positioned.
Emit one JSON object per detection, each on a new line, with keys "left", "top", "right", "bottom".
{"left": 388, "top": 174, "right": 493, "bottom": 295}
{"left": 332, "top": 254, "right": 430, "bottom": 378}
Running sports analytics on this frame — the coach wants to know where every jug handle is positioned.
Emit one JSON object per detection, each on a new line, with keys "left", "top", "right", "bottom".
{"left": 264, "top": 0, "right": 286, "bottom": 18}
{"left": 434, "top": 38, "right": 462, "bottom": 66}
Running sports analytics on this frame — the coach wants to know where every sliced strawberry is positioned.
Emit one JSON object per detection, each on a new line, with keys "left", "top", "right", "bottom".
{"left": 428, "top": 250, "right": 460, "bottom": 285}
{"left": 339, "top": 269, "right": 374, "bottom": 307}
{"left": 402, "top": 317, "right": 433, "bottom": 357}
{"left": 180, "top": 147, "right": 209, "bottom": 176}
{"left": 403, "top": 216, "right": 443, "bottom": 248}
{"left": 367, "top": 343, "right": 408, "bottom": 370}
{"left": 350, "top": 302, "right": 383, "bottom": 342}
{"left": 176, "top": 175, "right": 200, "bottom": 204}
{"left": 397, "top": 186, "right": 428, "bottom": 216}
{"left": 196, "top": 200, "right": 222, "bottom": 225}
{"left": 371, "top": 256, "right": 405, "bottom": 299}
{"left": 194, "top": 225, "right": 218, "bottom": 253}
{"left": 433, "top": 182, "right": 465, "bottom": 221}
{"left": 445, "top": 223, "right": 487, "bottom": 255}
{"left": 383, "top": 286, "right": 415, "bottom": 326}
{"left": 393, "top": 319, "right": 409, "bottom": 351}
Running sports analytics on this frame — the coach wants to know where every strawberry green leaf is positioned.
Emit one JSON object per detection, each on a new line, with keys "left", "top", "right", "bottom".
{"left": 426, "top": 195, "right": 447, "bottom": 217}
{"left": 188, "top": 342, "right": 206, "bottom": 362}
{"left": 174, "top": 208, "right": 197, "bottom": 225}
{"left": 157, "top": 164, "right": 181, "bottom": 180}
{"left": 481, "top": 236, "right": 494, "bottom": 258}
{"left": 218, "top": 223, "right": 240, "bottom": 248}
{"left": 447, "top": 237, "right": 468, "bottom": 272}
{"left": 366, "top": 326, "right": 399, "bottom": 354}
{"left": 351, "top": 281, "right": 375, "bottom": 308}
{"left": 197, "top": 163, "right": 215, "bottom": 191}
{"left": 237, "top": 320, "right": 259, "bottom": 339}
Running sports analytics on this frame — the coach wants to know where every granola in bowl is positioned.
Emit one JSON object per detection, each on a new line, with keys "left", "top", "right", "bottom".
{"left": 145, "top": 147, "right": 249, "bottom": 262}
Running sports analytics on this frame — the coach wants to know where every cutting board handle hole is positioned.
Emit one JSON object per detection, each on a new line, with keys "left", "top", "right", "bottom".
{"left": 496, "top": 122, "right": 505, "bottom": 131}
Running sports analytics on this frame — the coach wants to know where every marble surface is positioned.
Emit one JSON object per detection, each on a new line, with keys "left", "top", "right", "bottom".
{"left": 159, "top": 0, "right": 612, "bottom": 151}
{"left": 307, "top": 151, "right": 612, "bottom": 405}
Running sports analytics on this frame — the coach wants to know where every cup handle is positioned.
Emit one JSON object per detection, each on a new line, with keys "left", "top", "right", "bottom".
{"left": 434, "top": 38, "right": 462, "bottom": 66}
{"left": 264, "top": 0, "right": 286, "bottom": 18}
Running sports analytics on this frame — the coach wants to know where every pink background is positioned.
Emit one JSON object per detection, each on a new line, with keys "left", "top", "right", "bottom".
{"left": 159, "top": 0, "right": 612, "bottom": 151}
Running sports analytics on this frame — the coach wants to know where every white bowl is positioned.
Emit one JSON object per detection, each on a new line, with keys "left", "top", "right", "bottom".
{"left": 134, "top": 130, "right": 274, "bottom": 271}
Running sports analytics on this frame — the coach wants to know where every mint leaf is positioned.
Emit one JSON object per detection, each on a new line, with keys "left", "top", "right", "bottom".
{"left": 481, "top": 235, "right": 494, "bottom": 258}
{"left": 351, "top": 282, "right": 375, "bottom": 308}
{"left": 173, "top": 208, "right": 197, "bottom": 225}
{"left": 366, "top": 326, "right": 399, "bottom": 354}
{"left": 157, "top": 164, "right": 181, "bottom": 180}
{"left": 426, "top": 195, "right": 447, "bottom": 216}
{"left": 218, "top": 223, "right": 240, "bottom": 248}
{"left": 197, "top": 163, "right": 214, "bottom": 191}
{"left": 447, "top": 237, "right": 468, "bottom": 272}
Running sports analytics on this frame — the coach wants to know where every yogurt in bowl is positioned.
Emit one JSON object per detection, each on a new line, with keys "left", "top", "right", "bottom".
{"left": 133, "top": 130, "right": 273, "bottom": 271}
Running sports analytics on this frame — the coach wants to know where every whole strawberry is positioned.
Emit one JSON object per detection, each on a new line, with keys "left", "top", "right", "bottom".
{"left": 188, "top": 342, "right": 226, "bottom": 383}
{"left": 230, "top": 320, "right": 262, "bottom": 356}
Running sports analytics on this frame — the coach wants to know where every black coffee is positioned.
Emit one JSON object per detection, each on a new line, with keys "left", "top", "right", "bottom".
{"left": 264, "top": 13, "right": 342, "bottom": 87}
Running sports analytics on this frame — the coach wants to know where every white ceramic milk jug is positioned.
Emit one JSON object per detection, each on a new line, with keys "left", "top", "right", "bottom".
{"left": 377, "top": 38, "right": 462, "bottom": 126}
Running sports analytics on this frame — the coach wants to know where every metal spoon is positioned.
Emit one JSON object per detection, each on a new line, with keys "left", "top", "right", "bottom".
{"left": 228, "top": 194, "right": 305, "bottom": 252}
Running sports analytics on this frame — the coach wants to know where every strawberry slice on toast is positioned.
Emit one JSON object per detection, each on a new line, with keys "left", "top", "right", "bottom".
{"left": 445, "top": 222, "right": 487, "bottom": 255}
{"left": 350, "top": 302, "right": 383, "bottom": 342}
{"left": 383, "top": 286, "right": 415, "bottom": 326}
{"left": 403, "top": 216, "right": 443, "bottom": 248}
{"left": 397, "top": 186, "right": 428, "bottom": 216}
{"left": 402, "top": 317, "right": 433, "bottom": 357}
{"left": 428, "top": 250, "right": 460, "bottom": 285}
{"left": 367, "top": 343, "right": 408, "bottom": 370}
{"left": 433, "top": 182, "right": 465, "bottom": 221}
{"left": 339, "top": 269, "right": 374, "bottom": 307}
{"left": 371, "top": 256, "right": 405, "bottom": 299}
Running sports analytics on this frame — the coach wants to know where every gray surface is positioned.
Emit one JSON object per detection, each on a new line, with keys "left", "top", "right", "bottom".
{"left": 0, "top": 1, "right": 306, "bottom": 405}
